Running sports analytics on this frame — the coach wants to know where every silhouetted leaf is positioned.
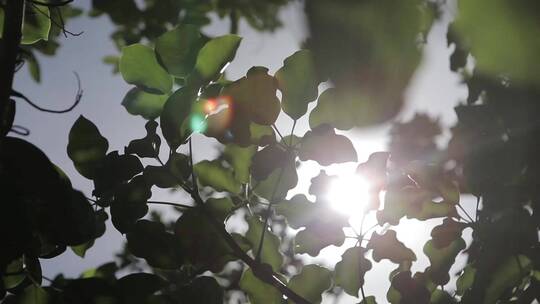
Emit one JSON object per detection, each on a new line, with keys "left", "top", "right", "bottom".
{"left": 367, "top": 230, "right": 416, "bottom": 264}
{"left": 251, "top": 144, "right": 289, "bottom": 181}
{"left": 253, "top": 153, "right": 298, "bottom": 201}
{"left": 222, "top": 66, "right": 281, "bottom": 125}
{"left": 67, "top": 115, "right": 109, "bottom": 180}
{"left": 389, "top": 271, "right": 430, "bottom": 304}
{"left": 160, "top": 87, "right": 196, "bottom": 149}
{"left": 430, "top": 218, "right": 467, "bottom": 249}
{"left": 127, "top": 220, "right": 183, "bottom": 269}
{"left": 121, "top": 87, "right": 169, "bottom": 120}
{"left": 361, "top": 296, "right": 377, "bottom": 304}
{"left": 117, "top": 273, "right": 165, "bottom": 303}
{"left": 334, "top": 247, "right": 373, "bottom": 297}
{"left": 294, "top": 219, "right": 346, "bottom": 256}
{"left": 111, "top": 176, "right": 151, "bottom": 233}
{"left": 120, "top": 44, "right": 173, "bottom": 94}
{"left": 194, "top": 160, "right": 241, "bottom": 194}
{"left": 287, "top": 264, "right": 331, "bottom": 304}
{"left": 205, "top": 197, "right": 235, "bottom": 223}
{"left": 309, "top": 88, "right": 356, "bottom": 130}
{"left": 298, "top": 125, "right": 357, "bottom": 166}
{"left": 92, "top": 152, "right": 143, "bottom": 199}
{"left": 125, "top": 120, "right": 161, "bottom": 158}
{"left": 179, "top": 276, "right": 223, "bottom": 304}
{"left": 275, "top": 49, "right": 319, "bottom": 119}
{"left": 155, "top": 25, "right": 203, "bottom": 78}
{"left": 191, "top": 34, "right": 242, "bottom": 84}
{"left": 275, "top": 194, "right": 319, "bottom": 229}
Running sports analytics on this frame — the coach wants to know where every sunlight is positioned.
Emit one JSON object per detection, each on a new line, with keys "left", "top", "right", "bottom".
{"left": 327, "top": 173, "right": 371, "bottom": 216}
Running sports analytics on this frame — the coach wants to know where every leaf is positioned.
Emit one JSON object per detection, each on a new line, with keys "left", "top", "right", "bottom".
{"left": 377, "top": 186, "right": 457, "bottom": 225}
{"left": 21, "top": 6, "right": 51, "bottom": 45}
{"left": 67, "top": 115, "right": 109, "bottom": 180}
{"left": 120, "top": 44, "right": 173, "bottom": 94}
{"left": 13, "top": 285, "right": 50, "bottom": 304}
{"left": 222, "top": 66, "right": 281, "bottom": 125}
{"left": 92, "top": 152, "right": 144, "bottom": 199}
{"left": 125, "top": 120, "right": 161, "bottom": 158}
{"left": 389, "top": 271, "right": 430, "bottom": 304}
{"left": 253, "top": 154, "right": 298, "bottom": 201}
{"left": 224, "top": 144, "right": 256, "bottom": 183}
{"left": 239, "top": 268, "right": 283, "bottom": 304}
{"left": 251, "top": 144, "right": 289, "bottom": 181}
{"left": 361, "top": 296, "right": 378, "bottom": 304}
{"left": 294, "top": 220, "right": 345, "bottom": 256}
{"left": 334, "top": 247, "right": 373, "bottom": 297}
{"left": 309, "top": 88, "right": 359, "bottom": 131}
{"left": 274, "top": 194, "right": 319, "bottom": 229}
{"left": 430, "top": 218, "right": 467, "bottom": 249}
{"left": 287, "top": 264, "right": 332, "bottom": 304}
{"left": 430, "top": 289, "right": 456, "bottom": 304}
{"left": 244, "top": 216, "right": 283, "bottom": 271}
{"left": 117, "top": 273, "right": 165, "bottom": 303}
{"left": 275, "top": 49, "right": 320, "bottom": 119}
{"left": 250, "top": 123, "right": 276, "bottom": 146}
{"left": 155, "top": 25, "right": 203, "bottom": 78}
{"left": 174, "top": 209, "right": 245, "bottom": 272}
{"left": 205, "top": 197, "right": 235, "bottom": 223}
{"left": 298, "top": 125, "right": 357, "bottom": 166}
{"left": 423, "top": 238, "right": 466, "bottom": 285}
{"left": 127, "top": 220, "right": 184, "bottom": 269}
{"left": 483, "top": 255, "right": 532, "bottom": 304}
{"left": 179, "top": 276, "right": 224, "bottom": 304}
{"left": 191, "top": 34, "right": 242, "bottom": 84}
{"left": 3, "top": 258, "right": 25, "bottom": 289}
{"left": 110, "top": 176, "right": 151, "bottom": 234}
{"left": 194, "top": 160, "right": 242, "bottom": 194}
{"left": 456, "top": 265, "right": 476, "bottom": 296}
{"left": 160, "top": 87, "right": 197, "bottom": 149}
{"left": 121, "top": 87, "right": 169, "bottom": 120}
{"left": 367, "top": 230, "right": 416, "bottom": 264}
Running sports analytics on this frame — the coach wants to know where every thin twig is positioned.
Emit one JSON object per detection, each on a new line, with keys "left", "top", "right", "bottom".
{"left": 272, "top": 124, "right": 285, "bottom": 142}
{"left": 457, "top": 203, "right": 475, "bottom": 223}
{"left": 9, "top": 125, "right": 30, "bottom": 136}
{"left": 30, "top": 3, "right": 83, "bottom": 37}
{"left": 147, "top": 201, "right": 194, "bottom": 209}
{"left": 11, "top": 72, "right": 82, "bottom": 113}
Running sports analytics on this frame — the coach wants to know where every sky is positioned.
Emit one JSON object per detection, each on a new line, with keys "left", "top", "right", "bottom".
{"left": 12, "top": 1, "right": 471, "bottom": 303}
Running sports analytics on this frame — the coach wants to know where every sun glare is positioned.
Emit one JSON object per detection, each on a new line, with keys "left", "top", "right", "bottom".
{"left": 327, "top": 173, "right": 371, "bottom": 216}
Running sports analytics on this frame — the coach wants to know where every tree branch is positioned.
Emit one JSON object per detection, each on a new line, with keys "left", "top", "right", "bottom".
{"left": 29, "top": 0, "right": 73, "bottom": 7}
{"left": 0, "top": 0, "right": 25, "bottom": 141}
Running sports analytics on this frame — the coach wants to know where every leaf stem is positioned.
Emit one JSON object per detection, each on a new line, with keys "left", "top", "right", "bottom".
{"left": 147, "top": 201, "right": 194, "bottom": 209}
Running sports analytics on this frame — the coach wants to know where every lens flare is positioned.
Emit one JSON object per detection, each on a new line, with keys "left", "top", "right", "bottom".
{"left": 190, "top": 114, "right": 207, "bottom": 133}
{"left": 204, "top": 99, "right": 218, "bottom": 114}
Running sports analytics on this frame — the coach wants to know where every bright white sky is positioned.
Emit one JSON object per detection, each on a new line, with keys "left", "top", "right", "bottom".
{"left": 13, "top": 1, "right": 474, "bottom": 303}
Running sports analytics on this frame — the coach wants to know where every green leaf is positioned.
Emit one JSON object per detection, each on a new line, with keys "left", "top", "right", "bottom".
{"left": 423, "top": 238, "right": 466, "bottom": 285}
{"left": 3, "top": 258, "right": 25, "bottom": 289}
{"left": 275, "top": 50, "right": 320, "bottom": 119}
{"left": 389, "top": 271, "right": 430, "bottom": 304}
{"left": 274, "top": 194, "right": 319, "bottom": 229}
{"left": 430, "top": 289, "right": 456, "bottom": 304}
{"left": 21, "top": 6, "right": 51, "bottom": 45}
{"left": 120, "top": 44, "right": 173, "bottom": 94}
{"left": 224, "top": 144, "right": 256, "bottom": 183}
{"left": 160, "top": 87, "right": 196, "bottom": 149}
{"left": 294, "top": 219, "right": 346, "bottom": 256}
{"left": 222, "top": 66, "right": 281, "bottom": 125}
{"left": 361, "top": 296, "right": 378, "bottom": 304}
{"left": 194, "top": 160, "right": 242, "bottom": 194}
{"left": 67, "top": 115, "right": 109, "bottom": 180}
{"left": 298, "top": 125, "right": 357, "bottom": 166}
{"left": 251, "top": 144, "right": 289, "bottom": 181}
{"left": 245, "top": 216, "right": 283, "bottom": 271}
{"left": 155, "top": 25, "right": 203, "bottom": 78}
{"left": 239, "top": 268, "right": 283, "bottom": 304}
{"left": 14, "top": 285, "right": 50, "bottom": 304}
{"left": 287, "top": 264, "right": 332, "bottom": 304}
{"left": 430, "top": 218, "right": 467, "bottom": 249}
{"left": 191, "top": 34, "right": 242, "bottom": 84}
{"left": 205, "top": 197, "right": 235, "bottom": 222}
{"left": 483, "top": 255, "right": 532, "bottom": 304}
{"left": 456, "top": 265, "right": 476, "bottom": 296}
{"left": 250, "top": 123, "right": 276, "bottom": 146}
{"left": 253, "top": 154, "right": 298, "bottom": 201}
{"left": 367, "top": 230, "right": 416, "bottom": 264}
{"left": 121, "top": 87, "right": 169, "bottom": 120}
{"left": 309, "top": 88, "right": 357, "bottom": 130}
{"left": 334, "top": 247, "right": 373, "bottom": 297}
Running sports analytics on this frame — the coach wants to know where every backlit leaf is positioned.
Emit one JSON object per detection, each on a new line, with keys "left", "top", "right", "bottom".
{"left": 298, "top": 125, "right": 357, "bottom": 166}
{"left": 194, "top": 160, "right": 242, "bottom": 194}
{"left": 121, "top": 87, "right": 169, "bottom": 120}
{"left": 334, "top": 247, "right": 373, "bottom": 297}
{"left": 191, "top": 34, "right": 242, "bottom": 84}
{"left": 245, "top": 216, "right": 283, "bottom": 271}
{"left": 155, "top": 25, "right": 203, "bottom": 78}
{"left": 239, "top": 268, "right": 282, "bottom": 304}
{"left": 287, "top": 264, "right": 332, "bottom": 304}
{"left": 120, "top": 44, "right": 173, "bottom": 94}
{"left": 367, "top": 230, "right": 416, "bottom": 264}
